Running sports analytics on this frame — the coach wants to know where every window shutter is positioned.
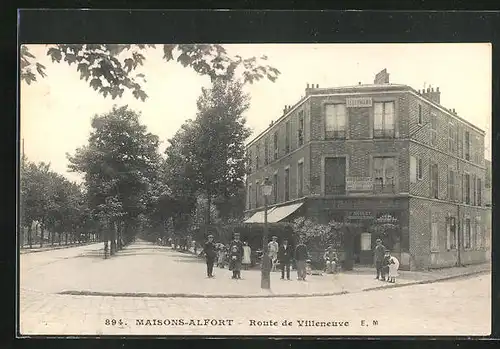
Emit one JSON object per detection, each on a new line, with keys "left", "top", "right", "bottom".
{"left": 410, "top": 156, "right": 417, "bottom": 183}
{"left": 446, "top": 218, "right": 451, "bottom": 250}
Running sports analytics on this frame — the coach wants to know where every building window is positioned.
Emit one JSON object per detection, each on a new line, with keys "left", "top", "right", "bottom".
{"left": 255, "top": 144, "right": 260, "bottom": 170}
{"left": 273, "top": 173, "right": 278, "bottom": 204}
{"left": 373, "top": 157, "right": 395, "bottom": 193}
{"left": 430, "top": 163, "right": 439, "bottom": 199}
{"left": 264, "top": 138, "right": 269, "bottom": 165}
{"left": 285, "top": 121, "right": 291, "bottom": 153}
{"left": 448, "top": 122, "right": 456, "bottom": 153}
{"left": 431, "top": 222, "right": 439, "bottom": 252}
{"left": 430, "top": 112, "right": 437, "bottom": 146}
{"left": 418, "top": 104, "right": 423, "bottom": 125}
{"left": 247, "top": 150, "right": 252, "bottom": 173}
{"left": 248, "top": 184, "right": 252, "bottom": 209}
{"left": 255, "top": 181, "right": 259, "bottom": 208}
{"left": 477, "top": 178, "right": 482, "bottom": 206}
{"left": 284, "top": 168, "right": 290, "bottom": 201}
{"left": 448, "top": 169, "right": 456, "bottom": 201}
{"left": 464, "top": 218, "right": 471, "bottom": 249}
{"left": 465, "top": 131, "right": 471, "bottom": 161}
{"left": 297, "top": 161, "right": 304, "bottom": 197}
{"left": 325, "top": 157, "right": 346, "bottom": 195}
{"left": 374, "top": 102, "right": 395, "bottom": 138}
{"left": 464, "top": 173, "right": 471, "bottom": 204}
{"left": 273, "top": 131, "right": 278, "bottom": 160}
{"left": 475, "top": 217, "right": 482, "bottom": 249}
{"left": 298, "top": 112, "right": 304, "bottom": 147}
{"left": 472, "top": 174, "right": 476, "bottom": 206}
{"left": 446, "top": 217, "right": 457, "bottom": 250}
{"left": 410, "top": 156, "right": 422, "bottom": 183}
{"left": 325, "top": 104, "right": 346, "bottom": 139}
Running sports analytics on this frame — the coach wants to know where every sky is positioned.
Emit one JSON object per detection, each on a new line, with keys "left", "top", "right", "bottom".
{"left": 20, "top": 43, "right": 492, "bottom": 183}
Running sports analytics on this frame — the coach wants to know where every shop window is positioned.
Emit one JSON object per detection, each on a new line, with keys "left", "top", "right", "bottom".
{"left": 374, "top": 102, "right": 395, "bottom": 138}
{"left": 325, "top": 104, "right": 346, "bottom": 139}
{"left": 464, "top": 218, "right": 471, "bottom": 249}
{"left": 431, "top": 222, "right": 439, "bottom": 252}
{"left": 446, "top": 217, "right": 457, "bottom": 250}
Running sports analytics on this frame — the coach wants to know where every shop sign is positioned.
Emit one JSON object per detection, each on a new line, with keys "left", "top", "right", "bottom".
{"left": 347, "top": 211, "right": 375, "bottom": 220}
{"left": 346, "top": 97, "right": 373, "bottom": 108}
{"left": 346, "top": 177, "right": 373, "bottom": 191}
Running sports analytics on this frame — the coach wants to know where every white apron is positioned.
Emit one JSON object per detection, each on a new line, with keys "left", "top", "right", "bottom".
{"left": 388, "top": 256, "right": 400, "bottom": 277}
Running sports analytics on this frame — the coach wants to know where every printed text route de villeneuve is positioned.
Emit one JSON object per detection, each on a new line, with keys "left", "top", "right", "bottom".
{"left": 135, "top": 319, "right": 351, "bottom": 327}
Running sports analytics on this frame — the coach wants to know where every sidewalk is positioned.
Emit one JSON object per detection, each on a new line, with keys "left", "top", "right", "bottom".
{"left": 38, "top": 241, "right": 490, "bottom": 299}
{"left": 20, "top": 242, "right": 97, "bottom": 254}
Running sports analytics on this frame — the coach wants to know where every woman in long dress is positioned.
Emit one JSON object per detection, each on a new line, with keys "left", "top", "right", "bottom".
{"left": 242, "top": 242, "right": 252, "bottom": 270}
{"left": 388, "top": 253, "right": 400, "bottom": 283}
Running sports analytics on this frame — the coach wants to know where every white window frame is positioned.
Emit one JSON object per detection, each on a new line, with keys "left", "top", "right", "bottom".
{"left": 374, "top": 101, "right": 395, "bottom": 138}
{"left": 325, "top": 104, "right": 347, "bottom": 139}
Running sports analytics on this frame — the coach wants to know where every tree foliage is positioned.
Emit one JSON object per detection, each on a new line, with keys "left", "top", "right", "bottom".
{"left": 67, "top": 105, "right": 161, "bottom": 231}
{"left": 20, "top": 44, "right": 281, "bottom": 101}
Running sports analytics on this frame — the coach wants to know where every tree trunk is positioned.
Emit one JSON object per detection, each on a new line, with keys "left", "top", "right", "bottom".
{"left": 51, "top": 229, "right": 55, "bottom": 246}
{"left": 40, "top": 224, "right": 44, "bottom": 248}
{"left": 58, "top": 232, "right": 62, "bottom": 245}
{"left": 28, "top": 224, "right": 33, "bottom": 249}
{"left": 65, "top": 232, "right": 68, "bottom": 245}
{"left": 110, "top": 221, "right": 117, "bottom": 255}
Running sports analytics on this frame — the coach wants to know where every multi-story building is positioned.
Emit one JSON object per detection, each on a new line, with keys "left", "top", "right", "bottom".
{"left": 244, "top": 69, "right": 491, "bottom": 270}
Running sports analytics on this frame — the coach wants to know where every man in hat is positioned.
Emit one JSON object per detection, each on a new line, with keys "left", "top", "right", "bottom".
{"left": 203, "top": 234, "right": 217, "bottom": 278}
{"left": 294, "top": 237, "right": 309, "bottom": 281}
{"left": 278, "top": 238, "right": 293, "bottom": 280}
{"left": 268, "top": 236, "right": 279, "bottom": 272}
{"left": 229, "top": 232, "right": 244, "bottom": 279}
{"left": 373, "top": 238, "right": 386, "bottom": 280}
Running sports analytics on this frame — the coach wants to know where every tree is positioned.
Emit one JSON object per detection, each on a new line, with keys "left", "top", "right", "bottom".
{"left": 189, "top": 78, "right": 251, "bottom": 229}
{"left": 67, "top": 105, "right": 161, "bottom": 254}
{"left": 20, "top": 44, "right": 281, "bottom": 101}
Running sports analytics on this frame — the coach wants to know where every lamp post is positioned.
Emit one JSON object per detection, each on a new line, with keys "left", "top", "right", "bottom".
{"left": 261, "top": 177, "right": 273, "bottom": 289}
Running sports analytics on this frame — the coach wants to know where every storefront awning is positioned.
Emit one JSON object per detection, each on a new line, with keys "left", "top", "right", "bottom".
{"left": 266, "top": 203, "right": 304, "bottom": 223}
{"left": 243, "top": 208, "right": 276, "bottom": 223}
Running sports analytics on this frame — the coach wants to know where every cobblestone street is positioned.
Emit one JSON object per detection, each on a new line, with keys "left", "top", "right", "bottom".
{"left": 19, "top": 240, "right": 491, "bottom": 336}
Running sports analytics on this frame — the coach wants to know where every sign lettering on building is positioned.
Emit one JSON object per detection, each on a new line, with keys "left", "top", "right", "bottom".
{"left": 346, "top": 97, "right": 373, "bottom": 108}
{"left": 347, "top": 211, "right": 375, "bottom": 220}
{"left": 346, "top": 177, "right": 373, "bottom": 191}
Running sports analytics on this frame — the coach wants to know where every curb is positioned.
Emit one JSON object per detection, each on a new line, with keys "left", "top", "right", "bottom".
{"left": 361, "top": 269, "right": 490, "bottom": 292}
{"left": 56, "top": 269, "right": 488, "bottom": 299}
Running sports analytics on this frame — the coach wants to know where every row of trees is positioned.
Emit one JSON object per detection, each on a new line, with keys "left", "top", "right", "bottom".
{"left": 20, "top": 160, "right": 96, "bottom": 248}
{"left": 20, "top": 43, "right": 281, "bottom": 256}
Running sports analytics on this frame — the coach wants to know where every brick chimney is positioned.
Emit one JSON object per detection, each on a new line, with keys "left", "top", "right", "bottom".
{"left": 422, "top": 86, "right": 441, "bottom": 104}
{"left": 374, "top": 69, "right": 390, "bottom": 84}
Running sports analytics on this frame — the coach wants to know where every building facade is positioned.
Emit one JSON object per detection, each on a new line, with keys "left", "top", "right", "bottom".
{"left": 244, "top": 69, "right": 491, "bottom": 271}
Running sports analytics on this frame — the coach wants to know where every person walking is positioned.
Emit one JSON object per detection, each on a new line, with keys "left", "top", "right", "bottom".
{"left": 373, "top": 238, "right": 386, "bottom": 280}
{"left": 278, "top": 239, "right": 293, "bottom": 280}
{"left": 268, "top": 236, "right": 279, "bottom": 272}
{"left": 295, "top": 238, "right": 309, "bottom": 281}
{"left": 203, "top": 235, "right": 217, "bottom": 278}
{"left": 229, "top": 232, "right": 244, "bottom": 279}
{"left": 242, "top": 242, "right": 252, "bottom": 270}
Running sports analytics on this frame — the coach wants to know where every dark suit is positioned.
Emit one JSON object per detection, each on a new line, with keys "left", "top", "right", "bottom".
{"left": 278, "top": 244, "right": 293, "bottom": 280}
{"left": 373, "top": 244, "right": 386, "bottom": 279}
{"left": 229, "top": 240, "right": 244, "bottom": 279}
{"left": 203, "top": 241, "right": 217, "bottom": 277}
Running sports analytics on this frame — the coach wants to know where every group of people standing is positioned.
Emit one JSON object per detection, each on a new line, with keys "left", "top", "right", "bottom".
{"left": 202, "top": 233, "right": 310, "bottom": 281}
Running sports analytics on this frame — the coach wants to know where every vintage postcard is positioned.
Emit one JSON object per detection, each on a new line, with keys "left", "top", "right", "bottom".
{"left": 18, "top": 43, "right": 491, "bottom": 337}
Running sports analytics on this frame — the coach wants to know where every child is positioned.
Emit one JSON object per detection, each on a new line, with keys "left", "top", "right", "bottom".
{"left": 242, "top": 242, "right": 252, "bottom": 270}
{"left": 387, "top": 251, "right": 400, "bottom": 283}
{"left": 381, "top": 249, "right": 391, "bottom": 281}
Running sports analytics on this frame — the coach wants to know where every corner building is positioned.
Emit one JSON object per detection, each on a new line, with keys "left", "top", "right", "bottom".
{"left": 244, "top": 69, "right": 490, "bottom": 270}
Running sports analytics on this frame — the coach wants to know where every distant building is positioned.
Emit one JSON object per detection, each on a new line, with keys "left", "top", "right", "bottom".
{"left": 244, "top": 69, "right": 490, "bottom": 270}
